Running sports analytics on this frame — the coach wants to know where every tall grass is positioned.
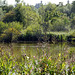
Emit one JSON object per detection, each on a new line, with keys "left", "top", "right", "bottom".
{"left": 0, "top": 46, "right": 75, "bottom": 75}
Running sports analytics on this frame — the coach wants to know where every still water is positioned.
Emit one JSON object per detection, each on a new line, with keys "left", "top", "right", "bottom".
{"left": 0, "top": 42, "right": 75, "bottom": 61}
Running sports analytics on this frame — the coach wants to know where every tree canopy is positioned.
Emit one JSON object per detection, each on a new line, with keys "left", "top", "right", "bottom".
{"left": 0, "top": 1, "right": 75, "bottom": 42}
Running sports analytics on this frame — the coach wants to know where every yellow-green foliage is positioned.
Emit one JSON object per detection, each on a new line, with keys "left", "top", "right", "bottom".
{"left": 0, "top": 22, "right": 23, "bottom": 42}
{"left": 21, "top": 24, "right": 43, "bottom": 36}
{"left": 0, "top": 21, "right": 8, "bottom": 34}
{"left": 8, "top": 22, "right": 23, "bottom": 31}
{"left": 70, "top": 30, "right": 75, "bottom": 37}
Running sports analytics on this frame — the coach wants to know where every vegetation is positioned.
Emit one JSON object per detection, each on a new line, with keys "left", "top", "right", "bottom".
{"left": 0, "top": 0, "right": 75, "bottom": 42}
{"left": 0, "top": 44, "right": 75, "bottom": 75}
{"left": 0, "top": 1, "right": 75, "bottom": 74}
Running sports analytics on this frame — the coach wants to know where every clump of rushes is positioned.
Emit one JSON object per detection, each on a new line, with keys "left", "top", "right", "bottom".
{"left": 0, "top": 49, "right": 75, "bottom": 75}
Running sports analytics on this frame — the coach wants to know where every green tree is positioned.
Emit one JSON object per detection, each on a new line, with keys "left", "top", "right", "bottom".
{"left": 70, "top": 13, "right": 75, "bottom": 19}
{"left": 0, "top": 22, "right": 23, "bottom": 42}
{"left": 3, "top": 11, "right": 16, "bottom": 23}
{"left": 0, "top": 8, "right": 4, "bottom": 20}
{"left": 14, "top": 3, "right": 40, "bottom": 27}
{"left": 30, "top": 5, "right": 37, "bottom": 12}
{"left": 52, "top": 16, "right": 70, "bottom": 31}
{"left": 2, "top": 3, "right": 40, "bottom": 26}
{"left": 52, "top": 18, "right": 65, "bottom": 31}
{"left": 38, "top": 3, "right": 63, "bottom": 32}
{"left": 8, "top": 22, "right": 23, "bottom": 31}
{"left": 2, "top": 5, "right": 14, "bottom": 13}
{"left": 65, "top": 4, "right": 72, "bottom": 16}
{"left": 21, "top": 23, "right": 43, "bottom": 41}
{"left": 71, "top": 1, "right": 75, "bottom": 13}
{"left": 38, "top": 4, "right": 46, "bottom": 22}
{"left": 57, "top": 4, "right": 72, "bottom": 16}
{"left": 71, "top": 17, "right": 75, "bottom": 29}
{"left": 44, "top": 3, "right": 57, "bottom": 21}
{"left": 0, "top": 21, "right": 8, "bottom": 34}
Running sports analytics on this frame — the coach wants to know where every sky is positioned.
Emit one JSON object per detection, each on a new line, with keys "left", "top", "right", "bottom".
{"left": 7, "top": 0, "right": 75, "bottom": 5}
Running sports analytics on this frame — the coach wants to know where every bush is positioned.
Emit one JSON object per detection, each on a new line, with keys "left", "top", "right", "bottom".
{"left": 0, "top": 21, "right": 8, "bottom": 34}
{"left": 21, "top": 24, "right": 43, "bottom": 41}
{"left": 0, "top": 28, "right": 20, "bottom": 42}
{"left": 0, "top": 22, "right": 23, "bottom": 42}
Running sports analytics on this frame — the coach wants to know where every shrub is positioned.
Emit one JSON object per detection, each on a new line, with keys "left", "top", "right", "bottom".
{"left": 21, "top": 24, "right": 43, "bottom": 41}
{"left": 0, "top": 28, "right": 20, "bottom": 42}
{"left": 0, "top": 21, "right": 8, "bottom": 34}
{"left": 0, "top": 22, "right": 23, "bottom": 42}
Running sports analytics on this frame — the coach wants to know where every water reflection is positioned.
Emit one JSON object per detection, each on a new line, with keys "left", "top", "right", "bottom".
{"left": 0, "top": 42, "right": 75, "bottom": 62}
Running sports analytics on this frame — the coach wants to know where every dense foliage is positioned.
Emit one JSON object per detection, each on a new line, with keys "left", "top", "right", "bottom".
{"left": 0, "top": 0, "right": 75, "bottom": 42}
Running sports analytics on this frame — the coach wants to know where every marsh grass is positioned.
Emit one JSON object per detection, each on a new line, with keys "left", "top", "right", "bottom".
{"left": 0, "top": 43, "right": 75, "bottom": 75}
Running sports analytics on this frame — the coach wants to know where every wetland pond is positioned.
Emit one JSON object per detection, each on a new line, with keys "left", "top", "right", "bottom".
{"left": 0, "top": 42, "right": 75, "bottom": 61}
{"left": 0, "top": 42, "right": 75, "bottom": 75}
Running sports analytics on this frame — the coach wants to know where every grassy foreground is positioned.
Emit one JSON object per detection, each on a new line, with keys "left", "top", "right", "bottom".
{"left": 0, "top": 47, "right": 75, "bottom": 75}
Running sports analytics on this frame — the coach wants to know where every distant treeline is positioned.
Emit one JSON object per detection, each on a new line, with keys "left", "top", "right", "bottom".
{"left": 0, "top": 0, "right": 75, "bottom": 42}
